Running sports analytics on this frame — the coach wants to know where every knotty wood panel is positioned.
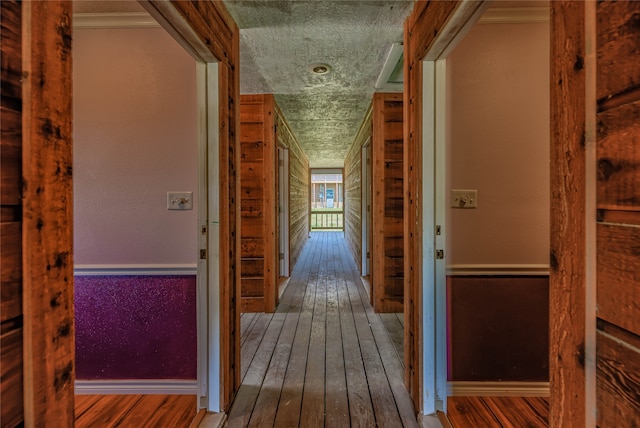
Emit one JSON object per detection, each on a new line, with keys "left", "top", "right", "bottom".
{"left": 595, "top": 2, "right": 640, "bottom": 424}
{"left": 549, "top": 2, "right": 588, "bottom": 426}
{"left": 343, "top": 104, "right": 372, "bottom": 276}
{"left": 596, "top": 328, "right": 640, "bottom": 427}
{"left": 596, "top": 1, "right": 640, "bottom": 103}
{"left": 134, "top": 0, "right": 244, "bottom": 410}
{"left": 596, "top": 99, "right": 640, "bottom": 211}
{"left": 597, "top": 223, "right": 640, "bottom": 336}
{"left": 1, "top": 327, "right": 23, "bottom": 428}
{"left": 404, "top": 0, "right": 461, "bottom": 406}
{"left": 240, "top": 94, "right": 276, "bottom": 313}
{"left": 1, "top": 2, "right": 23, "bottom": 425}
{"left": 372, "top": 93, "right": 404, "bottom": 313}
{"left": 278, "top": 106, "right": 310, "bottom": 272}
{"left": 1, "top": 222, "right": 21, "bottom": 323}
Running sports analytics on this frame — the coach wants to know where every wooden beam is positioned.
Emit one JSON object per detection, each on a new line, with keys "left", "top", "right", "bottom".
{"left": 549, "top": 1, "right": 588, "bottom": 426}
{"left": 21, "top": 1, "right": 75, "bottom": 425}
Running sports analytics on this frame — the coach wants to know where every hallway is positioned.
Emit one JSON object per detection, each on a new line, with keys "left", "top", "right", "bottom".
{"left": 226, "top": 232, "right": 417, "bottom": 427}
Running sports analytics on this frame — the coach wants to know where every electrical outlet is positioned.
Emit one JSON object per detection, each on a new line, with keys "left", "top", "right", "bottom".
{"left": 167, "top": 192, "right": 193, "bottom": 210}
{"left": 451, "top": 189, "right": 477, "bottom": 208}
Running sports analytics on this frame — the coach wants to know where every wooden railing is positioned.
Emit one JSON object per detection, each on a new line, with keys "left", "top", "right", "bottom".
{"left": 311, "top": 210, "right": 344, "bottom": 230}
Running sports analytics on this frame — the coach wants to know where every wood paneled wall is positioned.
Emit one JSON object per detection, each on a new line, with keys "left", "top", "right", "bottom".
{"left": 404, "top": 0, "right": 460, "bottom": 408}
{"left": 343, "top": 105, "right": 372, "bottom": 275}
{"left": 595, "top": 1, "right": 640, "bottom": 425}
{"left": 283, "top": 112, "right": 310, "bottom": 271}
{"left": 372, "top": 93, "right": 404, "bottom": 313}
{"left": 239, "top": 95, "right": 307, "bottom": 313}
{"left": 240, "top": 94, "right": 277, "bottom": 313}
{"left": 551, "top": 1, "right": 640, "bottom": 425}
{"left": 274, "top": 102, "right": 309, "bottom": 272}
{"left": 1, "top": 1, "right": 24, "bottom": 426}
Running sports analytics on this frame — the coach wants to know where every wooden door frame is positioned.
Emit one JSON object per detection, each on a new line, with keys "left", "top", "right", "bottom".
{"left": 404, "top": 0, "right": 491, "bottom": 415}
{"left": 139, "top": 1, "right": 241, "bottom": 412}
{"left": 361, "top": 137, "right": 371, "bottom": 276}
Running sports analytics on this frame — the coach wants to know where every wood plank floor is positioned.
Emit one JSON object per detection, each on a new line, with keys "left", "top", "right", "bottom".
{"left": 229, "top": 231, "right": 418, "bottom": 427}
{"left": 447, "top": 396, "right": 549, "bottom": 428}
{"left": 75, "top": 394, "right": 198, "bottom": 427}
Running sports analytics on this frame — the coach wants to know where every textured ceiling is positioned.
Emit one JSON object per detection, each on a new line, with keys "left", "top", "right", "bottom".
{"left": 223, "top": 1, "right": 414, "bottom": 168}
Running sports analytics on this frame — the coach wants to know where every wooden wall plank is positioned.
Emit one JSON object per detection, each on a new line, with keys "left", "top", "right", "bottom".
{"left": 597, "top": 223, "right": 640, "bottom": 336}
{"left": 1, "top": 2, "right": 23, "bottom": 425}
{"left": 596, "top": 2, "right": 640, "bottom": 424}
{"left": 549, "top": 2, "right": 588, "bottom": 426}
{"left": 404, "top": 0, "right": 461, "bottom": 406}
{"left": 372, "top": 93, "right": 404, "bottom": 314}
{"left": 0, "top": 327, "right": 23, "bottom": 427}
{"left": 21, "top": 1, "right": 75, "bottom": 425}
{"left": 1, "top": 222, "right": 22, "bottom": 323}
{"left": 596, "top": 1, "right": 640, "bottom": 102}
{"left": 596, "top": 329, "right": 640, "bottom": 427}
{"left": 240, "top": 94, "right": 273, "bottom": 312}
{"left": 596, "top": 99, "right": 640, "bottom": 211}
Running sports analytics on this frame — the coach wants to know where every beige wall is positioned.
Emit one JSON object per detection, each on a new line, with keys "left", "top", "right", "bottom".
{"left": 446, "top": 21, "right": 550, "bottom": 265}
{"left": 73, "top": 27, "right": 198, "bottom": 265}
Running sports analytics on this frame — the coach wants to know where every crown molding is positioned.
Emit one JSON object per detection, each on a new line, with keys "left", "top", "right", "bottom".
{"left": 73, "top": 12, "right": 160, "bottom": 29}
{"left": 479, "top": 7, "right": 549, "bottom": 24}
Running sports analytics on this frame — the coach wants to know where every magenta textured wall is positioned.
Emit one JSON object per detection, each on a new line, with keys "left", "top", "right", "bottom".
{"left": 75, "top": 275, "right": 197, "bottom": 380}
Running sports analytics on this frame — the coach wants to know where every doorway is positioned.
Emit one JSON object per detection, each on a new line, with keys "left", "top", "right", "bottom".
{"left": 418, "top": 1, "right": 550, "bottom": 417}
{"left": 361, "top": 139, "right": 372, "bottom": 277}
{"left": 278, "top": 145, "right": 290, "bottom": 280}
{"left": 71, "top": 3, "right": 232, "bottom": 415}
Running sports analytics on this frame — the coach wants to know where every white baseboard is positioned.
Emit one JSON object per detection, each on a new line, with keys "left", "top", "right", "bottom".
{"left": 74, "top": 264, "right": 197, "bottom": 276}
{"left": 75, "top": 379, "right": 198, "bottom": 395}
{"left": 448, "top": 381, "right": 550, "bottom": 397}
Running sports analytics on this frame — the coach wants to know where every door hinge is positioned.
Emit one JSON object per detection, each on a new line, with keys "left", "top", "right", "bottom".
{"left": 279, "top": 252, "right": 284, "bottom": 260}
{"left": 366, "top": 251, "right": 371, "bottom": 258}
{"left": 436, "top": 225, "right": 441, "bottom": 235}
{"left": 200, "top": 249, "right": 207, "bottom": 260}
{"left": 435, "top": 249, "right": 444, "bottom": 260}
{"left": 201, "top": 225, "right": 207, "bottom": 234}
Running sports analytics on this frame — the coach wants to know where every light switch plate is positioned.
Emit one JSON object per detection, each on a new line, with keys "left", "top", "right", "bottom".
{"left": 167, "top": 192, "right": 193, "bottom": 210}
{"left": 451, "top": 189, "right": 477, "bottom": 208}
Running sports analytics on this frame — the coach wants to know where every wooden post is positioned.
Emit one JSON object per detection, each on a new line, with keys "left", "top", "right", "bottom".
{"left": 549, "top": 1, "right": 589, "bottom": 426}
{"left": 21, "top": 1, "right": 75, "bottom": 425}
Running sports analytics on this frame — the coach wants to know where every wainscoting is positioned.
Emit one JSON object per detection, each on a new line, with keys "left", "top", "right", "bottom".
{"left": 74, "top": 266, "right": 197, "bottom": 381}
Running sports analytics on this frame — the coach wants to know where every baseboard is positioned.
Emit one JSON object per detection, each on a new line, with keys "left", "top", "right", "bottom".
{"left": 75, "top": 379, "right": 198, "bottom": 395}
{"left": 448, "top": 381, "right": 550, "bottom": 397}
{"left": 446, "top": 264, "right": 549, "bottom": 276}
{"left": 74, "top": 264, "right": 197, "bottom": 276}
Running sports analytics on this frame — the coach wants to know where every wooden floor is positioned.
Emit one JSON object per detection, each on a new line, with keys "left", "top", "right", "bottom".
{"left": 75, "top": 394, "right": 198, "bottom": 427}
{"left": 228, "top": 231, "right": 417, "bottom": 427}
{"left": 447, "top": 396, "right": 549, "bottom": 427}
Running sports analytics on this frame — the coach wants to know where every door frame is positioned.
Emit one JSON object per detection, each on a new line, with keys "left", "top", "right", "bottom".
{"left": 278, "top": 145, "right": 290, "bottom": 278}
{"left": 361, "top": 138, "right": 372, "bottom": 276}
{"left": 139, "top": 1, "right": 241, "bottom": 413}
{"left": 416, "top": 0, "right": 489, "bottom": 415}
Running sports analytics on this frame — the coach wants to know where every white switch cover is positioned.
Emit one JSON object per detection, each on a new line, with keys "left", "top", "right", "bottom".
{"left": 167, "top": 192, "right": 193, "bottom": 210}
{"left": 451, "top": 189, "right": 477, "bottom": 208}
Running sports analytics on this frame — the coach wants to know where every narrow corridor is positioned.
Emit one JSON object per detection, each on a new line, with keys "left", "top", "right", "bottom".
{"left": 226, "top": 232, "right": 417, "bottom": 427}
